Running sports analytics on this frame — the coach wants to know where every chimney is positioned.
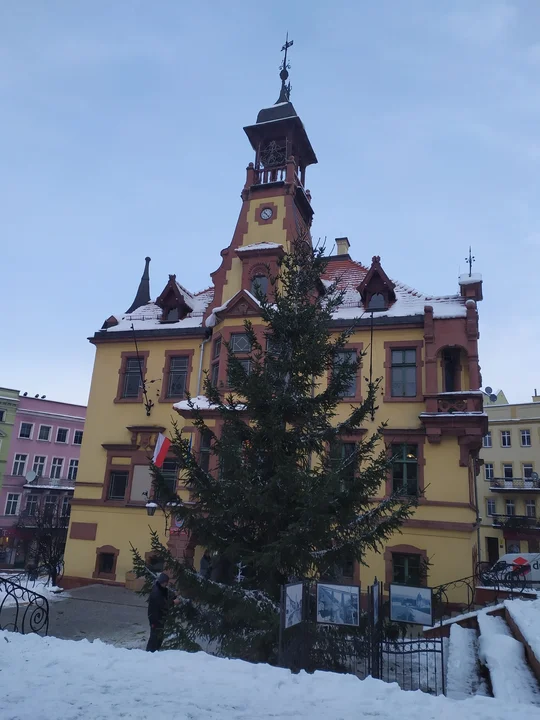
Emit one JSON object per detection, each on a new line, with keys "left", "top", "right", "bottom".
{"left": 335, "top": 237, "right": 350, "bottom": 256}
{"left": 533, "top": 388, "right": 540, "bottom": 403}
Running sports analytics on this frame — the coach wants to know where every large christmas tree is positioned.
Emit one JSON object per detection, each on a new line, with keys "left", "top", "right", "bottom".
{"left": 133, "top": 235, "right": 417, "bottom": 662}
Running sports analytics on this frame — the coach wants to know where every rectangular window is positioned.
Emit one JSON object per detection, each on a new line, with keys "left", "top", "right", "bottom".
{"left": 56, "top": 428, "right": 69, "bottom": 444}
{"left": 213, "top": 338, "right": 222, "bottom": 359}
{"left": 108, "top": 471, "right": 128, "bottom": 500}
{"left": 0, "top": 409, "right": 5, "bottom": 422}
{"left": 5, "top": 493, "right": 20, "bottom": 516}
{"left": 19, "top": 422, "right": 33, "bottom": 439}
{"left": 482, "top": 432, "right": 492, "bottom": 448}
{"left": 33, "top": 456, "right": 46, "bottom": 477}
{"left": 44, "top": 495, "right": 57, "bottom": 518}
{"left": 68, "top": 459, "right": 79, "bottom": 481}
{"left": 50, "top": 458, "right": 64, "bottom": 480}
{"left": 334, "top": 350, "right": 357, "bottom": 398}
{"left": 521, "top": 429, "right": 531, "bottom": 447}
{"left": 25, "top": 494, "right": 38, "bottom": 516}
{"left": 503, "top": 464, "right": 513, "bottom": 480}
{"left": 484, "top": 463, "right": 494, "bottom": 481}
{"left": 99, "top": 553, "right": 114, "bottom": 574}
{"left": 390, "top": 349, "right": 417, "bottom": 398}
{"left": 122, "top": 358, "right": 142, "bottom": 398}
{"left": 73, "top": 430, "right": 84, "bottom": 445}
{"left": 501, "top": 430, "right": 511, "bottom": 448}
{"left": 166, "top": 356, "right": 189, "bottom": 398}
{"left": 486, "top": 499, "right": 496, "bottom": 516}
{"left": 526, "top": 501, "right": 536, "bottom": 518}
{"left": 506, "top": 500, "right": 515, "bottom": 516}
{"left": 61, "top": 496, "right": 71, "bottom": 518}
{"left": 230, "top": 333, "right": 251, "bottom": 353}
{"left": 391, "top": 444, "right": 418, "bottom": 496}
{"left": 228, "top": 358, "right": 251, "bottom": 384}
{"left": 38, "top": 425, "right": 51, "bottom": 441}
{"left": 199, "top": 431, "right": 212, "bottom": 474}
{"left": 523, "top": 464, "right": 534, "bottom": 480}
{"left": 330, "top": 442, "right": 356, "bottom": 484}
{"left": 13, "top": 454, "right": 28, "bottom": 476}
{"left": 211, "top": 363, "right": 220, "bottom": 386}
{"left": 392, "top": 553, "right": 422, "bottom": 586}
{"left": 159, "top": 460, "right": 178, "bottom": 497}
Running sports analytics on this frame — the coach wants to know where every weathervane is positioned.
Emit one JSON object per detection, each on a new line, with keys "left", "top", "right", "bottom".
{"left": 465, "top": 246, "right": 475, "bottom": 277}
{"left": 276, "top": 32, "right": 293, "bottom": 104}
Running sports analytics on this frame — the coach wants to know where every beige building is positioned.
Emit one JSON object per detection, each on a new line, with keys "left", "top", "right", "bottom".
{"left": 478, "top": 390, "right": 540, "bottom": 564}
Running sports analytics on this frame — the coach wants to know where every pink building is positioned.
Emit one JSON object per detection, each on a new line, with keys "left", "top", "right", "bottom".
{"left": 0, "top": 396, "right": 86, "bottom": 567}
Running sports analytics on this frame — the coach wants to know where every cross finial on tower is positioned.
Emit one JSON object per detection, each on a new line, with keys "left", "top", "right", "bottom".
{"left": 276, "top": 33, "right": 294, "bottom": 104}
{"left": 465, "top": 246, "right": 476, "bottom": 277}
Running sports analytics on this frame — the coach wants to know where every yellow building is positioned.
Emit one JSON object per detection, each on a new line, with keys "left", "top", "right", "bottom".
{"left": 478, "top": 391, "right": 540, "bottom": 564}
{"left": 63, "top": 69, "right": 487, "bottom": 597}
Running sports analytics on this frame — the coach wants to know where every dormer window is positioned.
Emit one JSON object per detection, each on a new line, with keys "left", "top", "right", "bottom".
{"left": 156, "top": 274, "right": 193, "bottom": 324}
{"left": 166, "top": 308, "right": 179, "bottom": 322}
{"left": 367, "top": 293, "right": 386, "bottom": 311}
{"left": 251, "top": 275, "right": 269, "bottom": 298}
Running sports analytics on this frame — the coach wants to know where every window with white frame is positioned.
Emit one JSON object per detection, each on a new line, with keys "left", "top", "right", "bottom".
{"left": 33, "top": 455, "right": 46, "bottom": 477}
{"left": 482, "top": 432, "right": 492, "bottom": 448}
{"left": 25, "top": 494, "right": 38, "bottom": 516}
{"left": 73, "top": 430, "right": 83, "bottom": 445}
{"left": 38, "top": 425, "right": 51, "bottom": 441}
{"left": 526, "top": 500, "right": 536, "bottom": 518}
{"left": 506, "top": 499, "right": 515, "bottom": 516}
{"left": 44, "top": 495, "right": 57, "bottom": 518}
{"left": 500, "top": 430, "right": 511, "bottom": 448}
{"left": 13, "top": 454, "right": 27, "bottom": 476}
{"left": 484, "top": 463, "right": 494, "bottom": 481}
{"left": 50, "top": 458, "right": 64, "bottom": 480}
{"left": 486, "top": 498, "right": 496, "bottom": 516}
{"left": 521, "top": 429, "right": 531, "bottom": 447}
{"left": 19, "top": 422, "right": 33, "bottom": 439}
{"left": 68, "top": 459, "right": 79, "bottom": 481}
{"left": 503, "top": 464, "right": 513, "bottom": 479}
{"left": 523, "top": 464, "right": 534, "bottom": 480}
{"left": 56, "top": 428, "right": 69, "bottom": 444}
{"left": 61, "top": 496, "right": 71, "bottom": 517}
{"left": 5, "top": 493, "right": 20, "bottom": 516}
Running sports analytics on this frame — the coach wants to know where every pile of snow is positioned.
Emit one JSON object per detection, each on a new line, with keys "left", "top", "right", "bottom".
{"left": 446, "top": 624, "right": 488, "bottom": 699}
{"left": 505, "top": 598, "right": 540, "bottom": 662}
{"left": 1, "top": 631, "right": 537, "bottom": 720}
{"left": 477, "top": 611, "right": 540, "bottom": 705}
{"left": 0, "top": 577, "right": 66, "bottom": 607}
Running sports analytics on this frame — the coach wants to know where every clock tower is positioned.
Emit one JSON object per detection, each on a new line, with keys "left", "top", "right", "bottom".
{"left": 204, "top": 37, "right": 318, "bottom": 320}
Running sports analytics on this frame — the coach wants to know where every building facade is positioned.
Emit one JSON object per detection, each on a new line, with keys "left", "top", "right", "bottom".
{"left": 63, "top": 68, "right": 487, "bottom": 597}
{"left": 0, "top": 388, "right": 20, "bottom": 492}
{"left": 478, "top": 391, "right": 540, "bottom": 565}
{"left": 0, "top": 396, "right": 86, "bottom": 567}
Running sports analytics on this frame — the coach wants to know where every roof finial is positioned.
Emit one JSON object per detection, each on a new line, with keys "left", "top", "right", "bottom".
{"left": 126, "top": 256, "right": 151, "bottom": 313}
{"left": 465, "top": 246, "right": 476, "bottom": 277}
{"left": 276, "top": 32, "right": 294, "bottom": 104}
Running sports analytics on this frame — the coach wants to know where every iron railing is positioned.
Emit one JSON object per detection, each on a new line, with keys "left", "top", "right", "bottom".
{"left": 489, "top": 478, "right": 540, "bottom": 491}
{"left": 491, "top": 514, "right": 540, "bottom": 530}
{"left": 0, "top": 575, "right": 50, "bottom": 635}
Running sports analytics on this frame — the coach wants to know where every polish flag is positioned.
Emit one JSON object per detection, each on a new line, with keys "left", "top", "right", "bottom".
{"left": 152, "top": 433, "right": 171, "bottom": 468}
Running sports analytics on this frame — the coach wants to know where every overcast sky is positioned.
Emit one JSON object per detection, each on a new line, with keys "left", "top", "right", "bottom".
{"left": 1, "top": 1, "right": 539, "bottom": 406}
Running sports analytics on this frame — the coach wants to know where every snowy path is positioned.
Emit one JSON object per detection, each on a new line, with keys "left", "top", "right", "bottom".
{"left": 2, "top": 631, "right": 540, "bottom": 720}
{"left": 446, "top": 624, "right": 488, "bottom": 699}
{"left": 505, "top": 598, "right": 540, "bottom": 662}
{"left": 478, "top": 611, "right": 540, "bottom": 705}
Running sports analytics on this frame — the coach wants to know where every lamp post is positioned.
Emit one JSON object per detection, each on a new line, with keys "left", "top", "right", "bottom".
{"left": 145, "top": 502, "right": 158, "bottom": 517}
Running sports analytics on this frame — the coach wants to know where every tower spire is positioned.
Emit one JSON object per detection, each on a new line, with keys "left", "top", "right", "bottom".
{"left": 126, "top": 257, "right": 151, "bottom": 313}
{"left": 276, "top": 33, "right": 294, "bottom": 104}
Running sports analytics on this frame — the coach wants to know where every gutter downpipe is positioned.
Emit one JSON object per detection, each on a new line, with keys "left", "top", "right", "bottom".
{"left": 197, "top": 334, "right": 211, "bottom": 396}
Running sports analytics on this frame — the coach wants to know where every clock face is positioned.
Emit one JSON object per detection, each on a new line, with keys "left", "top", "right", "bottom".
{"left": 260, "top": 207, "right": 273, "bottom": 220}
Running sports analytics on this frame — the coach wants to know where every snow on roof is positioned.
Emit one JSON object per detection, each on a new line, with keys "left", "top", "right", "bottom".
{"left": 323, "top": 257, "right": 468, "bottom": 321}
{"left": 459, "top": 273, "right": 483, "bottom": 286}
{"left": 236, "top": 242, "right": 283, "bottom": 252}
{"left": 174, "top": 396, "right": 246, "bottom": 412}
{"left": 205, "top": 290, "right": 261, "bottom": 328}
{"left": 102, "top": 287, "right": 214, "bottom": 333}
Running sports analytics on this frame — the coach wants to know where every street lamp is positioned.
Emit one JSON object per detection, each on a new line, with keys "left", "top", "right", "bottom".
{"left": 145, "top": 502, "right": 158, "bottom": 517}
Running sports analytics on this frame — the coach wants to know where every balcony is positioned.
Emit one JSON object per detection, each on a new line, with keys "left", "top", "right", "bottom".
{"left": 423, "top": 391, "right": 484, "bottom": 415}
{"left": 23, "top": 477, "right": 75, "bottom": 491}
{"left": 489, "top": 477, "right": 540, "bottom": 492}
{"left": 491, "top": 514, "right": 540, "bottom": 531}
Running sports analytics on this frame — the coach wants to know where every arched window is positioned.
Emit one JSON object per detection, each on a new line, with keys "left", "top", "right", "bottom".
{"left": 250, "top": 275, "right": 269, "bottom": 298}
{"left": 367, "top": 293, "right": 386, "bottom": 311}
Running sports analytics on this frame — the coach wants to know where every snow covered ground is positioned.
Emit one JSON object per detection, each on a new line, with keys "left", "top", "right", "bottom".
{"left": 0, "top": 576, "right": 66, "bottom": 607}
{"left": 2, "top": 630, "right": 539, "bottom": 720}
{"left": 446, "top": 624, "right": 488, "bottom": 699}
{"left": 505, "top": 598, "right": 540, "bottom": 662}
{"left": 477, "top": 610, "right": 540, "bottom": 705}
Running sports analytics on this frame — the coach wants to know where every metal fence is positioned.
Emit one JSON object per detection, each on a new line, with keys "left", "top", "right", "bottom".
{"left": 0, "top": 574, "right": 50, "bottom": 636}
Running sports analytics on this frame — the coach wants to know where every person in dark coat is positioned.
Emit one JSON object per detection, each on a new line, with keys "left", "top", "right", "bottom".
{"left": 199, "top": 550, "right": 212, "bottom": 579}
{"left": 146, "top": 572, "right": 179, "bottom": 652}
